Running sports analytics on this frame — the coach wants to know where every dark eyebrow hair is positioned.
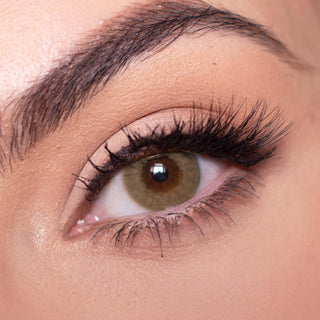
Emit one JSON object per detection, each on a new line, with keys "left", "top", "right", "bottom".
{"left": 0, "top": 0, "right": 305, "bottom": 168}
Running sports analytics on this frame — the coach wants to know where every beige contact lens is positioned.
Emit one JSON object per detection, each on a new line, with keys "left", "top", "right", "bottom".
{"left": 122, "top": 152, "right": 200, "bottom": 211}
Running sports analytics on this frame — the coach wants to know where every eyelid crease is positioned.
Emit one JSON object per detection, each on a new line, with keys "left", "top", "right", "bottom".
{"left": 0, "top": 0, "right": 304, "bottom": 171}
{"left": 75, "top": 100, "right": 290, "bottom": 203}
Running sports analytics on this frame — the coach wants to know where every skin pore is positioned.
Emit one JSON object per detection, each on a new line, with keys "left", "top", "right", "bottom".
{"left": 0, "top": 0, "right": 320, "bottom": 319}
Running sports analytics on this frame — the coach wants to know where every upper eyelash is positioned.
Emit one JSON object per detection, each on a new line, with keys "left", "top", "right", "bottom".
{"left": 76, "top": 100, "right": 291, "bottom": 201}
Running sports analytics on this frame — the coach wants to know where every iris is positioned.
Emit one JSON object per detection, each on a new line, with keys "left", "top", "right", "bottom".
{"left": 122, "top": 152, "right": 200, "bottom": 211}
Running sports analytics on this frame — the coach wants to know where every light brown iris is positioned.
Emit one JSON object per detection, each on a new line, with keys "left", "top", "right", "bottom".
{"left": 122, "top": 152, "right": 200, "bottom": 211}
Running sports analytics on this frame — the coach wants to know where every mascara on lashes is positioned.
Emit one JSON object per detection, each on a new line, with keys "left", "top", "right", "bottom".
{"left": 78, "top": 101, "right": 290, "bottom": 202}
{"left": 70, "top": 101, "right": 290, "bottom": 254}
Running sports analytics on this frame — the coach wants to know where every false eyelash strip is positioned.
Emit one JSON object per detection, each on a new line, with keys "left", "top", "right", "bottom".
{"left": 90, "top": 173, "right": 263, "bottom": 257}
{"left": 76, "top": 100, "right": 290, "bottom": 202}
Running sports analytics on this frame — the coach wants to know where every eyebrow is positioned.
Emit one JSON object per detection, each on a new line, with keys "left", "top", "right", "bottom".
{"left": 0, "top": 0, "right": 304, "bottom": 167}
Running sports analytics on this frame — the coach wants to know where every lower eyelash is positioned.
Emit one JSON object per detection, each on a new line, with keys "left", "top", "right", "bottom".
{"left": 90, "top": 173, "right": 262, "bottom": 257}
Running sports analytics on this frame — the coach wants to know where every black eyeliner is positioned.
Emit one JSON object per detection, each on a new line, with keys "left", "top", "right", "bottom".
{"left": 69, "top": 100, "right": 291, "bottom": 255}
{"left": 76, "top": 100, "right": 290, "bottom": 202}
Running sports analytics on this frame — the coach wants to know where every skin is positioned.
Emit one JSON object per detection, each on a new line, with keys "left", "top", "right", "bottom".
{"left": 0, "top": 0, "right": 320, "bottom": 319}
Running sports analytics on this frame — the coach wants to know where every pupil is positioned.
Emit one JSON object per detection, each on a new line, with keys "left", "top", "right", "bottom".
{"left": 150, "top": 163, "right": 169, "bottom": 183}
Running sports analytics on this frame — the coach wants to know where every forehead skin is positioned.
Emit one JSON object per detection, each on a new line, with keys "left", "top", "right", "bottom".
{"left": 0, "top": 1, "right": 319, "bottom": 320}
{"left": 0, "top": 0, "right": 318, "bottom": 103}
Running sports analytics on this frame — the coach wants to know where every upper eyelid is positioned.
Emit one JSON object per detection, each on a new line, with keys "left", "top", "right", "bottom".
{"left": 0, "top": 0, "right": 305, "bottom": 171}
{"left": 75, "top": 102, "right": 290, "bottom": 201}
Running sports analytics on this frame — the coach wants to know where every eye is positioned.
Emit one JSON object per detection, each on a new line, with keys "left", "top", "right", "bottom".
{"left": 69, "top": 151, "right": 227, "bottom": 236}
{"left": 121, "top": 152, "right": 202, "bottom": 212}
{"left": 64, "top": 104, "right": 290, "bottom": 255}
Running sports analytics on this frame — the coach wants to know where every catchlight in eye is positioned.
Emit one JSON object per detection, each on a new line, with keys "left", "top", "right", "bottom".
{"left": 122, "top": 152, "right": 200, "bottom": 211}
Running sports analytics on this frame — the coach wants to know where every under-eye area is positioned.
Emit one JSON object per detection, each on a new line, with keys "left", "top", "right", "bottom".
{"left": 90, "top": 173, "right": 262, "bottom": 257}
{"left": 64, "top": 101, "right": 290, "bottom": 256}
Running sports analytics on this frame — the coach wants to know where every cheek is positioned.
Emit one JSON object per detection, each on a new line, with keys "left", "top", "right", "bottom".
{"left": 1, "top": 168, "right": 318, "bottom": 320}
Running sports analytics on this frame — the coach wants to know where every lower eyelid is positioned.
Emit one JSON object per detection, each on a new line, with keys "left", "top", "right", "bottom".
{"left": 68, "top": 156, "right": 230, "bottom": 237}
{"left": 70, "top": 172, "right": 262, "bottom": 257}
{"left": 85, "top": 154, "right": 227, "bottom": 221}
